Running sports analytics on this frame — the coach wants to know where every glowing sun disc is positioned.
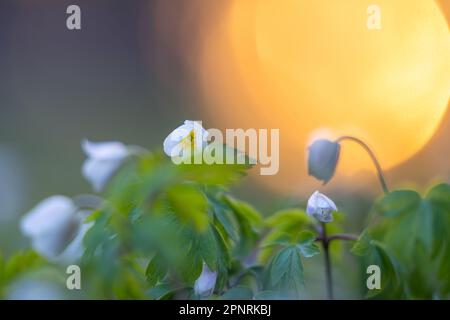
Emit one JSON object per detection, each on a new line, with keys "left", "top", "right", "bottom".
{"left": 198, "top": 0, "right": 450, "bottom": 192}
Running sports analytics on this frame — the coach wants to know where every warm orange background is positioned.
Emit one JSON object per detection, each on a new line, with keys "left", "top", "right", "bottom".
{"left": 158, "top": 0, "right": 450, "bottom": 194}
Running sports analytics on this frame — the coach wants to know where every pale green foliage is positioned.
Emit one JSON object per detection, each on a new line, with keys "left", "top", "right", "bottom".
{"left": 352, "top": 183, "right": 450, "bottom": 299}
{"left": 5, "top": 145, "right": 450, "bottom": 300}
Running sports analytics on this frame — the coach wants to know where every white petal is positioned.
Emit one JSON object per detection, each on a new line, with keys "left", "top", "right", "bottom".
{"left": 58, "top": 220, "right": 93, "bottom": 264}
{"left": 317, "top": 193, "right": 338, "bottom": 211}
{"left": 30, "top": 229, "right": 74, "bottom": 260}
{"left": 194, "top": 264, "right": 217, "bottom": 297}
{"left": 163, "top": 121, "right": 209, "bottom": 157}
{"left": 163, "top": 125, "right": 191, "bottom": 157}
{"left": 184, "top": 120, "right": 209, "bottom": 149}
{"left": 82, "top": 158, "right": 124, "bottom": 192}
{"left": 20, "top": 196, "right": 82, "bottom": 260}
{"left": 193, "top": 125, "right": 209, "bottom": 151}
{"left": 20, "top": 196, "right": 77, "bottom": 237}
{"left": 306, "top": 191, "right": 319, "bottom": 215}
{"left": 82, "top": 140, "right": 129, "bottom": 161}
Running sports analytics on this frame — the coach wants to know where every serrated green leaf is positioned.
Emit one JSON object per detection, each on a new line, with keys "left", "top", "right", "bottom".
{"left": 375, "top": 190, "right": 421, "bottom": 217}
{"left": 296, "top": 231, "right": 320, "bottom": 258}
{"left": 268, "top": 246, "right": 304, "bottom": 297}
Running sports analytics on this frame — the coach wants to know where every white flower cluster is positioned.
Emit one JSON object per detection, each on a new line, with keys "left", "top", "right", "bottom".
{"left": 19, "top": 120, "right": 335, "bottom": 295}
{"left": 19, "top": 121, "right": 215, "bottom": 283}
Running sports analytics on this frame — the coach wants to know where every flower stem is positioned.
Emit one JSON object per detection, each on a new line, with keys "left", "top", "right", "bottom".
{"left": 336, "top": 136, "right": 389, "bottom": 194}
{"left": 316, "top": 233, "right": 359, "bottom": 242}
{"left": 316, "top": 228, "right": 359, "bottom": 299}
{"left": 320, "top": 222, "right": 333, "bottom": 300}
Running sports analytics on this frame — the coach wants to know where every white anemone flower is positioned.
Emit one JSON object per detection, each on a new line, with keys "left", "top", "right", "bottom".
{"left": 194, "top": 263, "right": 217, "bottom": 297}
{"left": 306, "top": 191, "right": 338, "bottom": 223}
{"left": 20, "top": 196, "right": 91, "bottom": 263}
{"left": 82, "top": 140, "right": 130, "bottom": 192}
{"left": 163, "top": 120, "right": 209, "bottom": 160}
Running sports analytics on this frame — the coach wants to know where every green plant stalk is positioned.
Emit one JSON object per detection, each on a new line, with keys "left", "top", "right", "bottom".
{"left": 336, "top": 136, "right": 389, "bottom": 194}
{"left": 320, "top": 222, "right": 333, "bottom": 300}
{"left": 317, "top": 225, "right": 359, "bottom": 300}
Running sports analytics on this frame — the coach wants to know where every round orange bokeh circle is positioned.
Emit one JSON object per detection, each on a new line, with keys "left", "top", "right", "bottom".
{"left": 197, "top": 0, "right": 450, "bottom": 192}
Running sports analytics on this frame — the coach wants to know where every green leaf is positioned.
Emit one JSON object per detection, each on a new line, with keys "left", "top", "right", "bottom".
{"left": 223, "top": 195, "right": 263, "bottom": 226}
{"left": 260, "top": 209, "right": 314, "bottom": 263}
{"left": 268, "top": 246, "right": 304, "bottom": 297}
{"left": 113, "top": 264, "right": 148, "bottom": 299}
{"left": 211, "top": 224, "right": 231, "bottom": 291}
{"left": 84, "top": 209, "right": 103, "bottom": 223}
{"left": 196, "top": 225, "right": 219, "bottom": 270}
{"left": 166, "top": 184, "right": 209, "bottom": 231}
{"left": 220, "top": 286, "right": 254, "bottom": 300}
{"left": 2, "top": 251, "right": 45, "bottom": 283}
{"left": 209, "top": 196, "right": 239, "bottom": 242}
{"left": 366, "top": 241, "right": 401, "bottom": 298}
{"left": 176, "top": 145, "right": 252, "bottom": 186}
{"left": 351, "top": 231, "right": 402, "bottom": 298}
{"left": 296, "top": 231, "right": 320, "bottom": 258}
{"left": 426, "top": 183, "right": 450, "bottom": 207}
{"left": 372, "top": 186, "right": 443, "bottom": 258}
{"left": 351, "top": 231, "right": 372, "bottom": 257}
{"left": 147, "top": 283, "right": 178, "bottom": 300}
{"left": 254, "top": 290, "right": 283, "bottom": 300}
{"left": 416, "top": 202, "right": 433, "bottom": 252}
{"left": 178, "top": 248, "right": 203, "bottom": 283}
{"left": 145, "top": 255, "right": 167, "bottom": 286}
{"left": 222, "top": 195, "right": 262, "bottom": 257}
{"left": 375, "top": 190, "right": 421, "bottom": 217}
{"left": 265, "top": 209, "right": 311, "bottom": 228}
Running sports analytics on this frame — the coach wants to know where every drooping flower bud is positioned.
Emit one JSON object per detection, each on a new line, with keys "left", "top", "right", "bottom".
{"left": 308, "top": 139, "right": 340, "bottom": 184}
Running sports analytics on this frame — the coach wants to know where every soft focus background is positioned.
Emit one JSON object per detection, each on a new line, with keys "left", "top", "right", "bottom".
{"left": 0, "top": 0, "right": 449, "bottom": 299}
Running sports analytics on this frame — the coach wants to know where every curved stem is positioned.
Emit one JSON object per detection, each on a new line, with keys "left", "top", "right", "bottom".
{"left": 320, "top": 222, "right": 333, "bottom": 300}
{"left": 336, "top": 136, "right": 389, "bottom": 194}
